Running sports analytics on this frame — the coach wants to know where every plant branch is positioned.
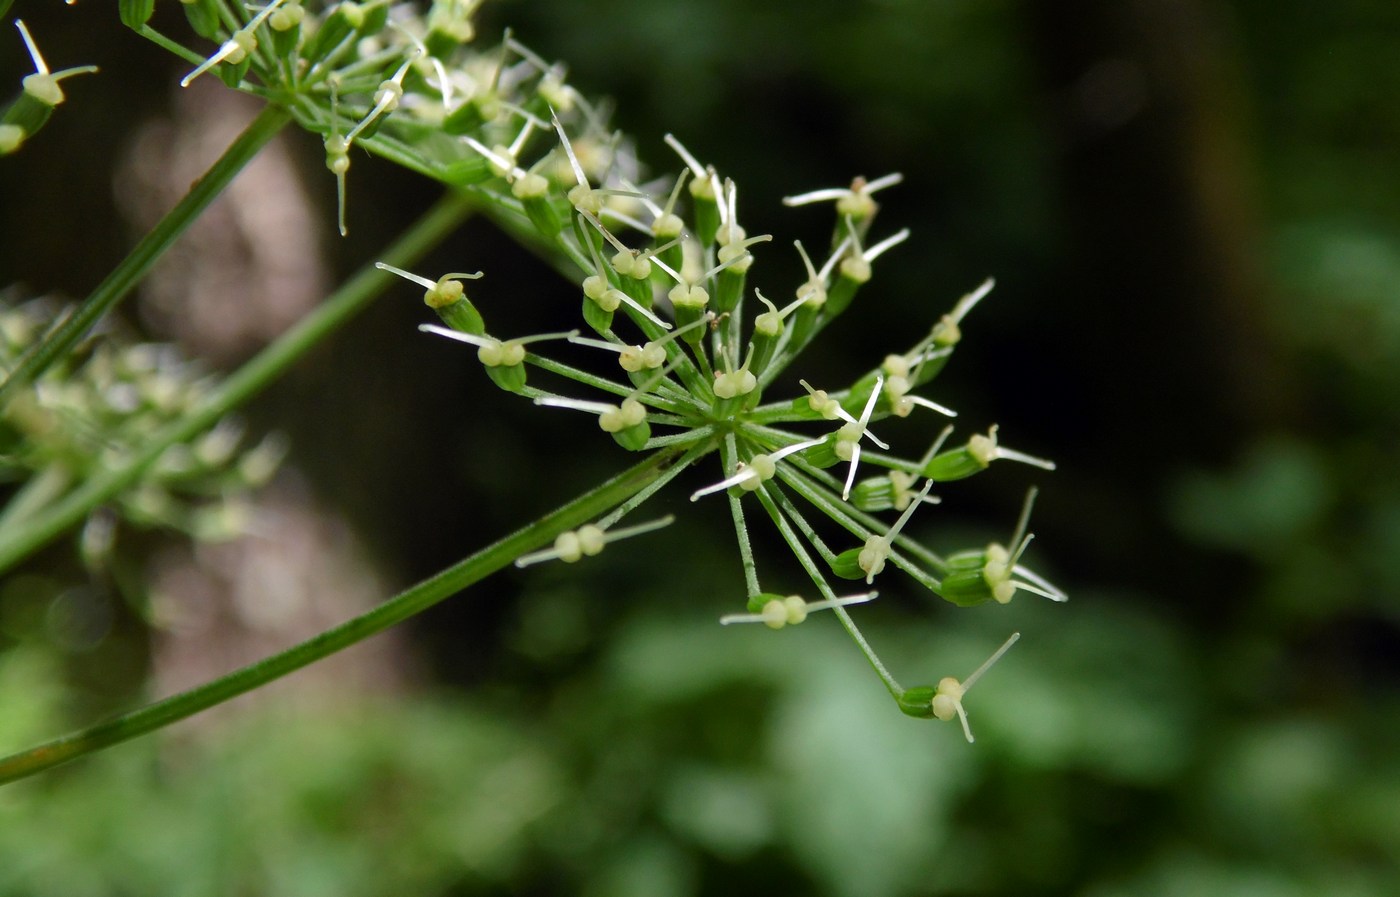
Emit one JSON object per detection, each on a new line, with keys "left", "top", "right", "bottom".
{"left": 0, "top": 192, "right": 475, "bottom": 574}
{"left": 0, "top": 442, "right": 696, "bottom": 786}
{"left": 0, "top": 104, "right": 292, "bottom": 406}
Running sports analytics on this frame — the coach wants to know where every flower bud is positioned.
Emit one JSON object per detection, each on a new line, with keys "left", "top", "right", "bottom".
{"left": 922, "top": 425, "right": 1054, "bottom": 482}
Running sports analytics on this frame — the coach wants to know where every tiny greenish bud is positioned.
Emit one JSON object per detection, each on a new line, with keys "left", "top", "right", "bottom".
{"left": 576, "top": 209, "right": 655, "bottom": 308}
{"left": 926, "top": 633, "right": 1020, "bottom": 742}
{"left": 664, "top": 133, "right": 721, "bottom": 244}
{"left": 712, "top": 344, "right": 757, "bottom": 418}
{"left": 827, "top": 219, "right": 909, "bottom": 319}
{"left": 610, "top": 418, "right": 650, "bottom": 451}
{"left": 359, "top": 1, "right": 390, "bottom": 35}
{"left": 425, "top": 0, "right": 481, "bottom": 56}
{"left": 538, "top": 70, "right": 576, "bottom": 112}
{"left": 582, "top": 273, "right": 623, "bottom": 312}
{"left": 181, "top": 0, "right": 281, "bottom": 90}
{"left": 829, "top": 547, "right": 866, "bottom": 581}
{"left": 269, "top": 2, "right": 305, "bottom": 31}
{"left": 596, "top": 398, "right": 649, "bottom": 450}
{"left": 799, "top": 379, "right": 844, "bottom": 421}
{"left": 647, "top": 170, "right": 688, "bottom": 269}
{"left": 851, "top": 469, "right": 931, "bottom": 514}
{"left": 668, "top": 283, "right": 709, "bottom": 334}
{"left": 690, "top": 438, "right": 824, "bottom": 501}
{"left": 215, "top": 50, "right": 252, "bottom": 89}
{"left": 689, "top": 171, "right": 721, "bottom": 246}
{"left": 377, "top": 263, "right": 486, "bottom": 334}
{"left": 940, "top": 545, "right": 1012, "bottom": 606}
{"left": 897, "top": 686, "right": 938, "bottom": 719}
{"left": 719, "top": 591, "right": 876, "bottom": 629}
{"left": 576, "top": 314, "right": 701, "bottom": 383}
{"left": 782, "top": 172, "right": 903, "bottom": 222}
{"left": 269, "top": 3, "right": 304, "bottom": 56}
{"left": 714, "top": 177, "right": 746, "bottom": 248}
{"left": 786, "top": 238, "right": 845, "bottom": 349}
{"left": 577, "top": 215, "right": 673, "bottom": 336}
{"left": 120, "top": 0, "right": 156, "bottom": 29}
{"left": 880, "top": 356, "right": 956, "bottom": 419}
{"left": 344, "top": 51, "right": 418, "bottom": 143}
{"left": 515, "top": 514, "right": 676, "bottom": 567}
{"left": 441, "top": 155, "right": 493, "bottom": 186}
{"left": 598, "top": 397, "right": 646, "bottom": 433}
{"left": 849, "top": 476, "right": 896, "bottom": 513}
{"left": 180, "top": 0, "right": 223, "bottom": 40}
{"left": 933, "top": 278, "right": 995, "bottom": 348}
{"left": 301, "top": 1, "right": 364, "bottom": 65}
{"left": 942, "top": 540, "right": 1068, "bottom": 607}
{"left": 323, "top": 129, "right": 351, "bottom": 236}
{"left": 941, "top": 487, "right": 1066, "bottom": 606}
{"left": 519, "top": 179, "right": 565, "bottom": 239}
{"left": 749, "top": 289, "right": 807, "bottom": 377}
{"left": 835, "top": 478, "right": 935, "bottom": 584}
{"left": 713, "top": 236, "right": 770, "bottom": 315}
{"left": 823, "top": 373, "right": 890, "bottom": 500}
{"left": 12, "top": 21, "right": 99, "bottom": 112}
{"left": 419, "top": 323, "right": 577, "bottom": 395}
{"left": 922, "top": 425, "right": 1055, "bottom": 482}
{"left": 620, "top": 341, "right": 666, "bottom": 373}
{"left": 535, "top": 394, "right": 650, "bottom": 448}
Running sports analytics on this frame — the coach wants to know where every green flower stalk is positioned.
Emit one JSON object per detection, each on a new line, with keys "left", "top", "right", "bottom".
{"left": 0, "top": 0, "right": 1068, "bottom": 782}
{"left": 161, "top": 0, "right": 1066, "bottom": 726}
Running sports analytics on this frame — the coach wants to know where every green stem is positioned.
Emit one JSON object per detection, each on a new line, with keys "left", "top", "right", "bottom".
{"left": 751, "top": 481, "right": 903, "bottom": 698}
{"left": 0, "top": 104, "right": 292, "bottom": 407}
{"left": 721, "top": 434, "right": 762, "bottom": 598}
{"left": 135, "top": 24, "right": 207, "bottom": 65}
{"left": 0, "top": 463, "right": 71, "bottom": 532}
{"left": 0, "top": 193, "right": 474, "bottom": 575}
{"left": 0, "top": 444, "right": 693, "bottom": 786}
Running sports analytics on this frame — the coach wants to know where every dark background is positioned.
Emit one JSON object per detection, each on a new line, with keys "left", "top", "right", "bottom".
{"left": 1, "top": 1, "right": 1397, "bottom": 894}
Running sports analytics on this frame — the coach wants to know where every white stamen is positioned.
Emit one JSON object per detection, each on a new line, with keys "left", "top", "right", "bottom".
{"left": 863, "top": 228, "right": 910, "bottom": 263}
{"left": 663, "top": 133, "right": 707, "bottom": 178}
{"left": 515, "top": 515, "right": 675, "bottom": 567}
{"left": 462, "top": 136, "right": 528, "bottom": 181}
{"left": 720, "top": 591, "right": 877, "bottom": 627}
{"left": 933, "top": 632, "right": 1020, "bottom": 743}
{"left": 180, "top": 0, "right": 287, "bottom": 87}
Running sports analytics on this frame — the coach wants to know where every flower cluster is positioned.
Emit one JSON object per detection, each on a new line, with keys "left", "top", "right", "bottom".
{"left": 150, "top": 0, "right": 1064, "bottom": 736}
{"left": 0, "top": 294, "right": 284, "bottom": 553}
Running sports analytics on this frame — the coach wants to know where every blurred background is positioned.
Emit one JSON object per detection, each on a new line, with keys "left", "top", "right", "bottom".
{"left": 2, "top": 0, "right": 1398, "bottom": 894}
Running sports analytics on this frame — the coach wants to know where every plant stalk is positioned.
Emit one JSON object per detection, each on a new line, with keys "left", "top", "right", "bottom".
{"left": 0, "top": 104, "right": 293, "bottom": 406}
{"left": 0, "top": 192, "right": 474, "bottom": 574}
{"left": 0, "top": 442, "right": 699, "bottom": 785}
